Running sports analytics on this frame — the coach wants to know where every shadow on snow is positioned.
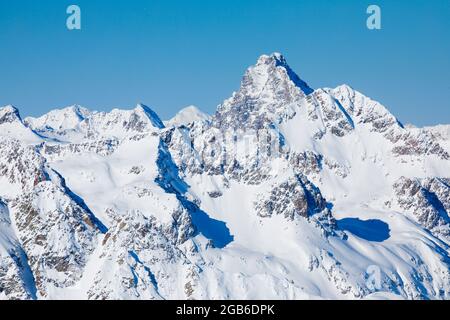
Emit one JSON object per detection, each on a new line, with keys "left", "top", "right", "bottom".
{"left": 337, "top": 217, "right": 390, "bottom": 242}
{"left": 156, "top": 140, "right": 234, "bottom": 249}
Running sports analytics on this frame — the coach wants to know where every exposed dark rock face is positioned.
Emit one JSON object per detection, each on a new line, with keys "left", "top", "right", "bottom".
{"left": 389, "top": 130, "right": 449, "bottom": 159}
{"left": 0, "top": 139, "right": 48, "bottom": 193}
{"left": 10, "top": 182, "right": 100, "bottom": 297}
{"left": 0, "top": 199, "right": 36, "bottom": 300}
{"left": 87, "top": 211, "right": 198, "bottom": 300}
{"left": 392, "top": 177, "right": 450, "bottom": 238}
{"left": 0, "top": 106, "right": 22, "bottom": 124}
{"left": 213, "top": 54, "right": 311, "bottom": 130}
{"left": 254, "top": 174, "right": 327, "bottom": 220}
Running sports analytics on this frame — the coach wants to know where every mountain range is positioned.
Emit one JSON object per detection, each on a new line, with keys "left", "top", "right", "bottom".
{"left": 0, "top": 53, "right": 449, "bottom": 300}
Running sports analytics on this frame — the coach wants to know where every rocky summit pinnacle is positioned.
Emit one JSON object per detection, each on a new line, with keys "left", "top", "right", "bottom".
{"left": 213, "top": 53, "right": 314, "bottom": 129}
{"left": 255, "top": 52, "right": 313, "bottom": 95}
{"left": 135, "top": 103, "right": 165, "bottom": 129}
{"left": 0, "top": 53, "right": 449, "bottom": 300}
{"left": 0, "top": 105, "right": 22, "bottom": 124}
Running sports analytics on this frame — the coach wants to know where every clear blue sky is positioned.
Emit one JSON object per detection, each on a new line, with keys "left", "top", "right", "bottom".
{"left": 0, "top": 0, "right": 449, "bottom": 126}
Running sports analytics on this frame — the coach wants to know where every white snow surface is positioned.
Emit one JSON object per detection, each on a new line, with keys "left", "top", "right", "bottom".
{"left": 165, "top": 105, "right": 211, "bottom": 127}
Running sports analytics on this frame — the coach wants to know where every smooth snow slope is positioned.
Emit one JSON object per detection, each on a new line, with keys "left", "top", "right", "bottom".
{"left": 165, "top": 106, "right": 211, "bottom": 127}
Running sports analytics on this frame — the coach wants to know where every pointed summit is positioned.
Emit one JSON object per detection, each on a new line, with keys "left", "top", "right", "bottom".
{"left": 214, "top": 53, "right": 313, "bottom": 129}
{"left": 165, "top": 105, "right": 211, "bottom": 127}
{"left": 0, "top": 105, "right": 42, "bottom": 143}
{"left": 134, "top": 103, "right": 165, "bottom": 129}
{"left": 255, "top": 52, "right": 294, "bottom": 73}
{"left": 253, "top": 53, "right": 313, "bottom": 95}
{"left": 66, "top": 104, "right": 91, "bottom": 120}
{"left": 24, "top": 104, "right": 92, "bottom": 133}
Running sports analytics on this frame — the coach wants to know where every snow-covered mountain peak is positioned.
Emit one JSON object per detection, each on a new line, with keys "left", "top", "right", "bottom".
{"left": 66, "top": 104, "right": 91, "bottom": 119}
{"left": 214, "top": 53, "right": 314, "bottom": 129}
{"left": 133, "top": 103, "right": 165, "bottom": 129}
{"left": 0, "top": 105, "right": 43, "bottom": 144}
{"left": 327, "top": 83, "right": 404, "bottom": 132}
{"left": 424, "top": 124, "right": 450, "bottom": 140}
{"left": 255, "top": 52, "right": 295, "bottom": 70}
{"left": 24, "top": 105, "right": 91, "bottom": 132}
{"left": 250, "top": 52, "right": 313, "bottom": 96}
{"left": 165, "top": 105, "right": 210, "bottom": 127}
{"left": 22, "top": 103, "right": 165, "bottom": 142}
{"left": 332, "top": 84, "right": 355, "bottom": 96}
{"left": 68, "top": 103, "right": 165, "bottom": 141}
{"left": 256, "top": 52, "right": 285, "bottom": 65}
{"left": 0, "top": 105, "right": 22, "bottom": 124}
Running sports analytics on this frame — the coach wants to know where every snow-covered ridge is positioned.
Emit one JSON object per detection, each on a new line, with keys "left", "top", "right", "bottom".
{"left": 24, "top": 105, "right": 91, "bottom": 132}
{"left": 424, "top": 124, "right": 450, "bottom": 140}
{"left": 22, "top": 103, "right": 164, "bottom": 143}
{"left": 0, "top": 52, "right": 449, "bottom": 300}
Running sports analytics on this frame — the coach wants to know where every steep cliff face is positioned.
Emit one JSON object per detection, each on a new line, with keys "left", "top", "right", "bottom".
{"left": 0, "top": 199, "right": 36, "bottom": 300}
{"left": 1, "top": 53, "right": 449, "bottom": 300}
{"left": 391, "top": 177, "right": 450, "bottom": 238}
